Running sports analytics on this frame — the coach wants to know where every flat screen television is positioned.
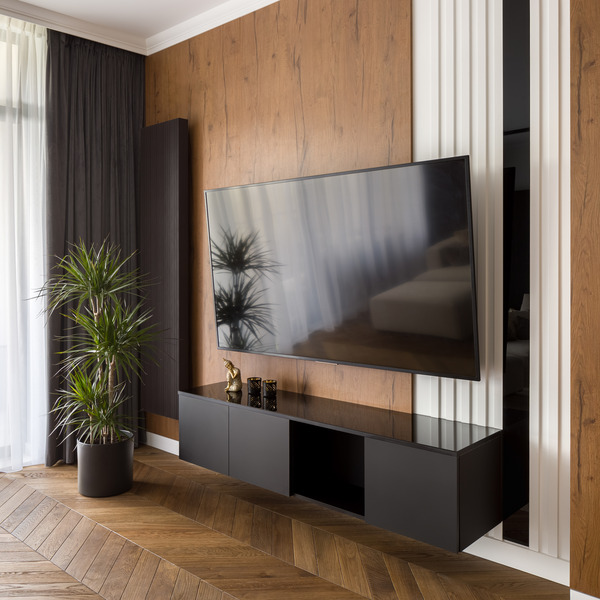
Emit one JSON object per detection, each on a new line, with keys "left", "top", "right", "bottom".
{"left": 205, "top": 155, "right": 480, "bottom": 381}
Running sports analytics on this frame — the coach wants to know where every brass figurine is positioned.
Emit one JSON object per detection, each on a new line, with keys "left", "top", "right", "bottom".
{"left": 223, "top": 358, "right": 242, "bottom": 392}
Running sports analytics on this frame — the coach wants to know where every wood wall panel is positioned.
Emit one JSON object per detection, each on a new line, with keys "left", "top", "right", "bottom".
{"left": 145, "top": 413, "right": 180, "bottom": 442}
{"left": 145, "top": 0, "right": 413, "bottom": 419}
{"left": 571, "top": 0, "right": 600, "bottom": 595}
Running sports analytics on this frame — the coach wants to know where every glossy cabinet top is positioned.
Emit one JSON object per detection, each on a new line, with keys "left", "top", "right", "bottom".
{"left": 182, "top": 382, "right": 500, "bottom": 454}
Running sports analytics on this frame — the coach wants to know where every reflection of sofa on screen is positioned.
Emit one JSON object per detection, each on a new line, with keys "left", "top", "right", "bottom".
{"left": 369, "top": 265, "right": 473, "bottom": 340}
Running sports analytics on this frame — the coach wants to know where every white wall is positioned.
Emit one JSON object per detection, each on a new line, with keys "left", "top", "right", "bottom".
{"left": 412, "top": 0, "right": 570, "bottom": 584}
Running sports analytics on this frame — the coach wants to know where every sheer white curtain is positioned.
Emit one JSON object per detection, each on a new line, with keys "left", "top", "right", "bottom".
{"left": 0, "top": 17, "right": 47, "bottom": 472}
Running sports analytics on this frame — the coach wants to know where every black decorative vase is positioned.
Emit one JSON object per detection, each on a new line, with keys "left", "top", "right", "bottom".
{"left": 76, "top": 434, "right": 134, "bottom": 497}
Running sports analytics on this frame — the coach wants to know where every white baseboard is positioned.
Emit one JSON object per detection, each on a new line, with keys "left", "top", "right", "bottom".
{"left": 572, "top": 591, "right": 600, "bottom": 600}
{"left": 465, "top": 536, "right": 569, "bottom": 586}
{"left": 144, "top": 432, "right": 179, "bottom": 456}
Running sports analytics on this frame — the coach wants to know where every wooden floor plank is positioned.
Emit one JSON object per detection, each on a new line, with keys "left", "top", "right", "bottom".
{"left": 0, "top": 479, "right": 26, "bottom": 508}
{"left": 81, "top": 531, "right": 126, "bottom": 593}
{"left": 250, "top": 504, "right": 272, "bottom": 554}
{"left": 292, "top": 518, "right": 318, "bottom": 574}
{"left": 439, "top": 575, "right": 493, "bottom": 600}
{"left": 409, "top": 563, "right": 451, "bottom": 600}
{"left": 314, "top": 527, "right": 344, "bottom": 587}
{"left": 197, "top": 579, "right": 227, "bottom": 600}
{"left": 51, "top": 515, "right": 95, "bottom": 570}
{"left": 271, "top": 511, "right": 294, "bottom": 564}
{"left": 383, "top": 554, "right": 424, "bottom": 600}
{"left": 358, "top": 545, "right": 399, "bottom": 600}
{"left": 146, "top": 557, "right": 180, "bottom": 599}
{"left": 119, "top": 549, "right": 160, "bottom": 600}
{"left": 196, "top": 486, "right": 220, "bottom": 528}
{"left": 37, "top": 509, "right": 82, "bottom": 559}
{"left": 231, "top": 498, "right": 254, "bottom": 545}
{"left": 172, "top": 567, "right": 202, "bottom": 599}
{"left": 0, "top": 484, "right": 35, "bottom": 523}
{"left": 132, "top": 461, "right": 177, "bottom": 506}
{"left": 65, "top": 522, "right": 110, "bottom": 581}
{"left": 0, "top": 557, "right": 65, "bottom": 574}
{"left": 18, "top": 500, "right": 64, "bottom": 548}
{"left": 335, "top": 536, "right": 372, "bottom": 598}
{"left": 213, "top": 491, "right": 237, "bottom": 537}
{"left": 98, "top": 539, "right": 143, "bottom": 600}
{"left": 162, "top": 475, "right": 197, "bottom": 518}
{"left": 1, "top": 489, "right": 44, "bottom": 533}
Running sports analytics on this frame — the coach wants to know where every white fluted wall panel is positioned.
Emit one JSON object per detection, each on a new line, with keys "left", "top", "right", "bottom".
{"left": 412, "top": 0, "right": 570, "bottom": 571}
{"left": 528, "top": 0, "right": 570, "bottom": 562}
{"left": 413, "top": 0, "right": 504, "bottom": 429}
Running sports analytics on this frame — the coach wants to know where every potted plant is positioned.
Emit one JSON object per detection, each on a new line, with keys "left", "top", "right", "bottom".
{"left": 41, "top": 240, "right": 155, "bottom": 497}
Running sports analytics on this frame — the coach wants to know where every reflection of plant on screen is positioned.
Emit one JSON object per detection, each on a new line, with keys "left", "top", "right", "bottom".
{"left": 211, "top": 229, "right": 279, "bottom": 350}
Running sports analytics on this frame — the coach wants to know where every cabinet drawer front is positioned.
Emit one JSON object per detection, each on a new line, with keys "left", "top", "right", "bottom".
{"left": 365, "top": 438, "right": 459, "bottom": 551}
{"left": 230, "top": 409, "right": 290, "bottom": 496}
{"left": 179, "top": 395, "right": 229, "bottom": 474}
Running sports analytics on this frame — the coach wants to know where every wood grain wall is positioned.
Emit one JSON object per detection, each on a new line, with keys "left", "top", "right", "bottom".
{"left": 144, "top": 0, "right": 413, "bottom": 426}
{"left": 571, "top": 0, "right": 600, "bottom": 595}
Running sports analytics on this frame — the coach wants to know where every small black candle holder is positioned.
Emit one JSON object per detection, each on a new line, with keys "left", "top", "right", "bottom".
{"left": 263, "top": 379, "right": 277, "bottom": 399}
{"left": 247, "top": 377, "right": 262, "bottom": 397}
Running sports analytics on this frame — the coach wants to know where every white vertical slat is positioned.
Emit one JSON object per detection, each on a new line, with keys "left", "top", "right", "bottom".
{"left": 440, "top": 0, "right": 456, "bottom": 156}
{"left": 529, "top": 0, "right": 570, "bottom": 560}
{"left": 557, "top": 0, "right": 570, "bottom": 563}
{"left": 412, "top": 0, "right": 442, "bottom": 418}
{"left": 412, "top": 0, "right": 570, "bottom": 568}
{"left": 413, "top": 0, "right": 441, "bottom": 163}
{"left": 539, "top": 0, "right": 560, "bottom": 560}
{"left": 454, "top": 0, "right": 474, "bottom": 426}
{"left": 487, "top": 0, "right": 505, "bottom": 431}
{"left": 483, "top": 0, "right": 505, "bottom": 541}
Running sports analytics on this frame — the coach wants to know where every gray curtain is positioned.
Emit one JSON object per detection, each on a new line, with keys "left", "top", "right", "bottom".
{"left": 45, "top": 30, "right": 145, "bottom": 466}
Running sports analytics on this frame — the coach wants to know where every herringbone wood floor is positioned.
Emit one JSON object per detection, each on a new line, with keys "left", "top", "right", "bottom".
{"left": 0, "top": 445, "right": 569, "bottom": 599}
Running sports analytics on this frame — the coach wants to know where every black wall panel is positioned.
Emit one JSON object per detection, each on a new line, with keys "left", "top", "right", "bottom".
{"left": 139, "top": 118, "right": 189, "bottom": 418}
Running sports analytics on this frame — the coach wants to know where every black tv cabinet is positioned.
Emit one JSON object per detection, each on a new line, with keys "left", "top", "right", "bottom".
{"left": 179, "top": 383, "right": 502, "bottom": 552}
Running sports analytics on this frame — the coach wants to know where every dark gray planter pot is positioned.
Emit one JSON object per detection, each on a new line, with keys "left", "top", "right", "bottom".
{"left": 76, "top": 434, "right": 134, "bottom": 497}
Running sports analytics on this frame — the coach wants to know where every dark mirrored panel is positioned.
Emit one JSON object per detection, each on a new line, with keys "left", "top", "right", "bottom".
{"left": 205, "top": 156, "right": 479, "bottom": 380}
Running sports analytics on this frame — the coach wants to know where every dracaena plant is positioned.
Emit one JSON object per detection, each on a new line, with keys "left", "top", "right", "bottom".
{"left": 41, "top": 240, "right": 155, "bottom": 444}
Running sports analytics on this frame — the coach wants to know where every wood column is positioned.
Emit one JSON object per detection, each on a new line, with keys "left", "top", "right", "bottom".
{"left": 571, "top": 0, "right": 600, "bottom": 594}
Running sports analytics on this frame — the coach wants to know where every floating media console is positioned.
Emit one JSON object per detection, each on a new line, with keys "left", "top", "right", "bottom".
{"left": 179, "top": 383, "right": 502, "bottom": 552}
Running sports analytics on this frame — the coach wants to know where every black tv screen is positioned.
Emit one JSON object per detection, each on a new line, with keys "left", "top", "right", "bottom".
{"left": 205, "top": 155, "right": 480, "bottom": 381}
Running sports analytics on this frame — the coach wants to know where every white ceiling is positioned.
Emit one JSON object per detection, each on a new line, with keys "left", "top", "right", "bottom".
{"left": 0, "top": 0, "right": 278, "bottom": 54}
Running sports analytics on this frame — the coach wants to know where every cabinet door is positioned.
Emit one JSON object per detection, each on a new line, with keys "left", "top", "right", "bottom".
{"left": 365, "top": 437, "right": 459, "bottom": 552}
{"left": 179, "top": 394, "right": 229, "bottom": 475}
{"left": 229, "top": 408, "right": 290, "bottom": 496}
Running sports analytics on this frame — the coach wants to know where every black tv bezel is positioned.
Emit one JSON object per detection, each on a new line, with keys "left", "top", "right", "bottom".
{"left": 204, "top": 155, "right": 481, "bottom": 382}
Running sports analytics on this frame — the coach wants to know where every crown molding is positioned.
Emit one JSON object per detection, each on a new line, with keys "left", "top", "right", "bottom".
{"left": 0, "top": 0, "right": 279, "bottom": 55}
{"left": 0, "top": 0, "right": 147, "bottom": 53}
{"left": 145, "top": 0, "right": 278, "bottom": 54}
